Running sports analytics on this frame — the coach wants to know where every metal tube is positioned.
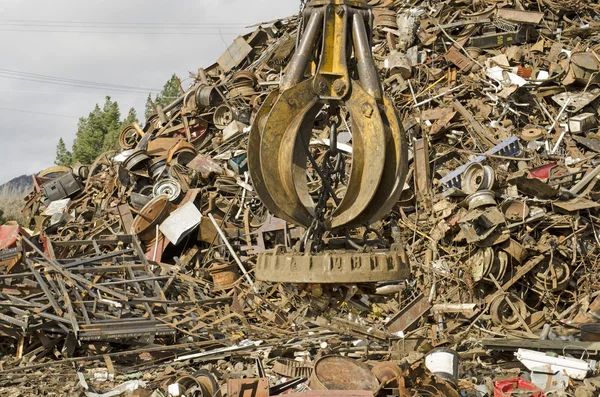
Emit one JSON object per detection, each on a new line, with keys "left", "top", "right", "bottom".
{"left": 569, "top": 164, "right": 600, "bottom": 196}
{"left": 163, "top": 94, "right": 185, "bottom": 113}
{"left": 208, "top": 213, "right": 255, "bottom": 287}
{"left": 549, "top": 97, "right": 571, "bottom": 154}
{"left": 197, "top": 68, "right": 209, "bottom": 85}
{"left": 352, "top": 12, "right": 382, "bottom": 100}
{"left": 281, "top": 9, "right": 324, "bottom": 90}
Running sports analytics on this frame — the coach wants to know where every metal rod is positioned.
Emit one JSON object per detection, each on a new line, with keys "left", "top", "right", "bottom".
{"left": 208, "top": 213, "right": 254, "bottom": 287}
{"left": 415, "top": 85, "right": 465, "bottom": 107}
{"left": 550, "top": 98, "right": 572, "bottom": 154}
{"left": 281, "top": 9, "right": 324, "bottom": 90}
{"left": 352, "top": 12, "right": 382, "bottom": 100}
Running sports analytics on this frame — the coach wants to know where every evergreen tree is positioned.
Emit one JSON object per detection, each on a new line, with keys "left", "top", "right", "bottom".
{"left": 54, "top": 138, "right": 73, "bottom": 166}
{"left": 123, "top": 107, "right": 138, "bottom": 125}
{"left": 145, "top": 74, "right": 182, "bottom": 119}
{"left": 102, "top": 107, "right": 139, "bottom": 152}
{"left": 144, "top": 93, "right": 154, "bottom": 120}
{"left": 72, "top": 96, "right": 121, "bottom": 164}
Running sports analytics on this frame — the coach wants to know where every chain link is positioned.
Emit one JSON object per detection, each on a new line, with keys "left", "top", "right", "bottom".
{"left": 299, "top": 0, "right": 308, "bottom": 15}
{"left": 297, "top": 0, "right": 308, "bottom": 41}
{"left": 302, "top": 114, "right": 346, "bottom": 252}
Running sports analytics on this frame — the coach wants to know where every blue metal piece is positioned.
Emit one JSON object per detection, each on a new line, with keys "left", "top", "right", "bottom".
{"left": 440, "top": 136, "right": 521, "bottom": 189}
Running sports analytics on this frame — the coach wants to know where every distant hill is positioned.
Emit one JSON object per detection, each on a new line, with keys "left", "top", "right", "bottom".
{"left": 0, "top": 174, "right": 33, "bottom": 191}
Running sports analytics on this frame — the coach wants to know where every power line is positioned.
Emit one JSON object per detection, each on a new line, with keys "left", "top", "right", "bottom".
{"left": 0, "top": 68, "right": 161, "bottom": 92}
{"left": 0, "top": 106, "right": 79, "bottom": 119}
{"left": 0, "top": 19, "right": 251, "bottom": 26}
{"left": 0, "top": 73, "right": 160, "bottom": 94}
{"left": 0, "top": 23, "right": 245, "bottom": 30}
{"left": 0, "top": 28, "right": 246, "bottom": 35}
{"left": 0, "top": 89, "right": 150, "bottom": 97}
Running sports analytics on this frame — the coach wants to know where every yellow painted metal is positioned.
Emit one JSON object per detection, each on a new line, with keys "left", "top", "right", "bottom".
{"left": 312, "top": 3, "right": 350, "bottom": 100}
{"left": 249, "top": 0, "right": 408, "bottom": 230}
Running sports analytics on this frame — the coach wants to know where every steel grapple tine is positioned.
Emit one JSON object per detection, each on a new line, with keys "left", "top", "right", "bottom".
{"left": 258, "top": 79, "right": 320, "bottom": 227}
{"left": 248, "top": 90, "right": 299, "bottom": 225}
{"left": 329, "top": 83, "right": 386, "bottom": 229}
{"left": 350, "top": 96, "right": 408, "bottom": 226}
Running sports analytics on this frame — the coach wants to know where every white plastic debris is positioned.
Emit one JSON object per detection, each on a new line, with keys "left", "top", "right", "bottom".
{"left": 486, "top": 66, "right": 527, "bottom": 87}
{"left": 42, "top": 198, "right": 71, "bottom": 216}
{"left": 515, "top": 348, "right": 597, "bottom": 381}
{"left": 159, "top": 202, "right": 202, "bottom": 245}
{"left": 84, "top": 380, "right": 147, "bottom": 397}
{"left": 168, "top": 383, "right": 182, "bottom": 397}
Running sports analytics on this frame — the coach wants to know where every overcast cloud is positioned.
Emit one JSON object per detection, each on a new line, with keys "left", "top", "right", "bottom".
{"left": 0, "top": 0, "right": 298, "bottom": 184}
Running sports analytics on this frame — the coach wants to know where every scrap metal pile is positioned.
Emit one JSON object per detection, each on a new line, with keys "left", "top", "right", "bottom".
{"left": 4, "top": 0, "right": 600, "bottom": 395}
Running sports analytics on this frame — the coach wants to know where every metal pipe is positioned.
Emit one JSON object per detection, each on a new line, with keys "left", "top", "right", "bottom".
{"left": 197, "top": 68, "right": 209, "bottom": 85}
{"left": 96, "top": 276, "right": 171, "bottom": 286}
{"left": 569, "top": 164, "right": 600, "bottom": 196}
{"left": 163, "top": 94, "right": 185, "bottom": 113}
{"left": 352, "top": 12, "right": 382, "bottom": 100}
{"left": 208, "top": 213, "right": 255, "bottom": 287}
{"left": 414, "top": 84, "right": 465, "bottom": 108}
{"left": 549, "top": 98, "right": 571, "bottom": 154}
{"left": 281, "top": 9, "right": 324, "bottom": 90}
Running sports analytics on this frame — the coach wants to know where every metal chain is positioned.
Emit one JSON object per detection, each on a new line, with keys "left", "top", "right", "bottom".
{"left": 302, "top": 115, "right": 345, "bottom": 252}
{"left": 299, "top": 0, "right": 308, "bottom": 15}
{"left": 297, "top": 0, "right": 309, "bottom": 42}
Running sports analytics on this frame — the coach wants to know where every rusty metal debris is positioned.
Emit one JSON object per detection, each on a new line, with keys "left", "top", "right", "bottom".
{"left": 4, "top": 0, "right": 600, "bottom": 395}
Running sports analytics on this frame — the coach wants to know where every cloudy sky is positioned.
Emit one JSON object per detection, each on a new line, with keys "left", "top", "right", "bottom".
{"left": 0, "top": 0, "right": 299, "bottom": 184}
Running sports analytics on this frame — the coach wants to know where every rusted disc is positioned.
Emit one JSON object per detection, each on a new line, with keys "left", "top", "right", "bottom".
{"left": 193, "top": 370, "right": 220, "bottom": 397}
{"left": 501, "top": 200, "right": 530, "bottom": 221}
{"left": 213, "top": 104, "right": 234, "bottom": 130}
{"left": 468, "top": 247, "right": 495, "bottom": 283}
{"left": 521, "top": 128, "right": 544, "bottom": 141}
{"left": 489, "top": 294, "right": 528, "bottom": 330}
{"left": 371, "top": 361, "right": 403, "bottom": 387}
{"left": 462, "top": 163, "right": 495, "bottom": 194}
{"left": 309, "top": 356, "right": 379, "bottom": 392}
{"left": 529, "top": 259, "right": 570, "bottom": 293}
{"left": 131, "top": 195, "right": 174, "bottom": 244}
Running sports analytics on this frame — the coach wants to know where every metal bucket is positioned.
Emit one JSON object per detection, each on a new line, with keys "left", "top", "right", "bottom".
{"left": 424, "top": 348, "right": 459, "bottom": 385}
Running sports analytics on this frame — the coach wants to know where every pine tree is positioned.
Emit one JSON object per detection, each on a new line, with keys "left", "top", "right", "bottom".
{"left": 145, "top": 93, "right": 155, "bottom": 120}
{"left": 54, "top": 138, "right": 73, "bottom": 166}
{"left": 123, "top": 107, "right": 138, "bottom": 125}
{"left": 103, "top": 107, "right": 139, "bottom": 152}
{"left": 72, "top": 96, "right": 122, "bottom": 164}
{"left": 145, "top": 74, "right": 182, "bottom": 119}
{"left": 157, "top": 74, "right": 182, "bottom": 108}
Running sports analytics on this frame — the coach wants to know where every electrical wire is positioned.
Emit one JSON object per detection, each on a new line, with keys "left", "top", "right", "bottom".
{"left": 0, "top": 74, "right": 160, "bottom": 93}
{"left": 0, "top": 106, "right": 79, "bottom": 119}
{"left": 0, "top": 89, "right": 149, "bottom": 97}
{"left": 0, "top": 24, "right": 245, "bottom": 30}
{"left": 0, "top": 19, "right": 251, "bottom": 26}
{"left": 0, "top": 68, "right": 160, "bottom": 92}
{"left": 0, "top": 28, "right": 246, "bottom": 35}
